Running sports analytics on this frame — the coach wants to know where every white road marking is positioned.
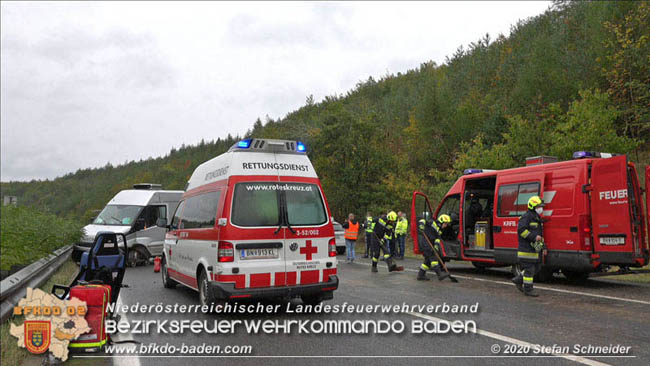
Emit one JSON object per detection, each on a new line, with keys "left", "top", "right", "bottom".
{"left": 355, "top": 261, "right": 650, "bottom": 305}
{"left": 109, "top": 297, "right": 141, "bottom": 366}
{"left": 407, "top": 311, "right": 615, "bottom": 366}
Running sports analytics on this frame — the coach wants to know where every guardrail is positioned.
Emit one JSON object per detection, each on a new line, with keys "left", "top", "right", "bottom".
{"left": 0, "top": 245, "right": 72, "bottom": 323}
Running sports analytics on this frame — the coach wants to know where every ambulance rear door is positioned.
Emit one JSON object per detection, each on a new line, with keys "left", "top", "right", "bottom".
{"left": 279, "top": 173, "right": 333, "bottom": 287}
{"left": 590, "top": 156, "right": 638, "bottom": 259}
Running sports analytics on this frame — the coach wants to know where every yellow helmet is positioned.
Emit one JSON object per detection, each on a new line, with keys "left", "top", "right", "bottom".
{"left": 387, "top": 211, "right": 398, "bottom": 221}
{"left": 437, "top": 214, "right": 452, "bottom": 224}
{"left": 527, "top": 196, "right": 544, "bottom": 210}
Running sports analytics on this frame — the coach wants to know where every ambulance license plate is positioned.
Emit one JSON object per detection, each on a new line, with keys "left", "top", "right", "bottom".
{"left": 240, "top": 248, "right": 278, "bottom": 260}
{"left": 599, "top": 237, "right": 624, "bottom": 245}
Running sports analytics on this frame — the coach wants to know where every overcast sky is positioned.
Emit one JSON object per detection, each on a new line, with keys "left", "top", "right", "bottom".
{"left": 1, "top": 1, "right": 551, "bottom": 182}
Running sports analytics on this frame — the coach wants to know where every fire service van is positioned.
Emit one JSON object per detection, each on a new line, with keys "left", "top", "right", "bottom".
{"left": 161, "top": 139, "right": 338, "bottom": 306}
{"left": 411, "top": 152, "right": 649, "bottom": 282}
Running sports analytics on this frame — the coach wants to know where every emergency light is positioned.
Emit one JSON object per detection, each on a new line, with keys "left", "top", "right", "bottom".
{"left": 297, "top": 141, "right": 306, "bottom": 152}
{"left": 572, "top": 151, "right": 618, "bottom": 159}
{"left": 463, "top": 169, "right": 495, "bottom": 175}
{"left": 237, "top": 139, "right": 252, "bottom": 148}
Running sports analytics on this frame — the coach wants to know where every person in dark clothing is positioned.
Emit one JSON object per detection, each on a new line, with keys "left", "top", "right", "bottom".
{"left": 370, "top": 211, "right": 403, "bottom": 273}
{"left": 511, "top": 196, "right": 545, "bottom": 297}
{"left": 362, "top": 212, "right": 374, "bottom": 258}
{"left": 416, "top": 214, "right": 451, "bottom": 281}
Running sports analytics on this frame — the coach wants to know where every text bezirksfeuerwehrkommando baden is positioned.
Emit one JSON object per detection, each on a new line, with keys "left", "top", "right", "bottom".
{"left": 107, "top": 302, "right": 479, "bottom": 315}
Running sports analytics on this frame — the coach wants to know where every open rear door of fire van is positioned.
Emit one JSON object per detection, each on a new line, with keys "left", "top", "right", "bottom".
{"left": 590, "top": 156, "right": 639, "bottom": 263}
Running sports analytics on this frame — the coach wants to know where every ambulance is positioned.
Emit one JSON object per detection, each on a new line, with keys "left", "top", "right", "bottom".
{"left": 411, "top": 152, "right": 649, "bottom": 282}
{"left": 161, "top": 139, "right": 338, "bottom": 306}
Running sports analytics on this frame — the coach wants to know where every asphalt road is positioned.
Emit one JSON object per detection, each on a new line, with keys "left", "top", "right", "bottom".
{"left": 70, "top": 256, "right": 649, "bottom": 366}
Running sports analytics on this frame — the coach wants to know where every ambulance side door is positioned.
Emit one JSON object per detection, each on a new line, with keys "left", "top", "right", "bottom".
{"left": 165, "top": 199, "right": 185, "bottom": 277}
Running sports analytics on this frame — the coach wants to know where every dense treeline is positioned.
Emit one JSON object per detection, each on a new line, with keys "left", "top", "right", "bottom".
{"left": 1, "top": 1, "right": 648, "bottom": 222}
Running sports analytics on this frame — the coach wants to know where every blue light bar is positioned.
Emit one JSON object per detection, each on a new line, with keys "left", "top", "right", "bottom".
{"left": 296, "top": 141, "right": 306, "bottom": 152}
{"left": 463, "top": 169, "right": 483, "bottom": 175}
{"left": 572, "top": 151, "right": 593, "bottom": 159}
{"left": 237, "top": 139, "right": 252, "bottom": 148}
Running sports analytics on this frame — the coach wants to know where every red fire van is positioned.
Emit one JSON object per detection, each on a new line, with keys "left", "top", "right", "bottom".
{"left": 411, "top": 152, "right": 649, "bottom": 281}
{"left": 161, "top": 139, "right": 338, "bottom": 306}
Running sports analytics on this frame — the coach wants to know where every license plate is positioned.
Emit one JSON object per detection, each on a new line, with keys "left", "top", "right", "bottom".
{"left": 240, "top": 248, "right": 278, "bottom": 260}
{"left": 599, "top": 237, "right": 625, "bottom": 245}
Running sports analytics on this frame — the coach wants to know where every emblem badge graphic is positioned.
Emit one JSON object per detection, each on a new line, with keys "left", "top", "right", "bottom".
{"left": 25, "top": 321, "right": 51, "bottom": 354}
{"left": 290, "top": 242, "right": 298, "bottom": 251}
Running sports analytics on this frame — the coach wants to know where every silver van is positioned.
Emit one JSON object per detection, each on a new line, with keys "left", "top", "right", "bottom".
{"left": 72, "top": 184, "right": 183, "bottom": 266}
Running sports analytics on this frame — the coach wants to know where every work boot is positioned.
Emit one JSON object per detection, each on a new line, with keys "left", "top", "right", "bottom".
{"left": 524, "top": 287, "right": 539, "bottom": 297}
{"left": 371, "top": 265, "right": 378, "bottom": 273}
{"left": 433, "top": 267, "right": 449, "bottom": 281}
{"left": 511, "top": 276, "right": 524, "bottom": 293}
{"left": 417, "top": 269, "right": 430, "bottom": 281}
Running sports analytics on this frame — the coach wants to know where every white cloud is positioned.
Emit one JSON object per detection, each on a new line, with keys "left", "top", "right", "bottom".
{"left": 1, "top": 1, "right": 550, "bottom": 181}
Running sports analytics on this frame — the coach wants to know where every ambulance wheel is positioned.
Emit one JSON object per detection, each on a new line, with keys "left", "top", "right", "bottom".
{"left": 301, "top": 294, "right": 323, "bottom": 306}
{"left": 161, "top": 257, "right": 176, "bottom": 289}
{"left": 199, "top": 270, "right": 221, "bottom": 308}
{"left": 563, "top": 270, "right": 589, "bottom": 283}
{"left": 336, "top": 247, "right": 345, "bottom": 255}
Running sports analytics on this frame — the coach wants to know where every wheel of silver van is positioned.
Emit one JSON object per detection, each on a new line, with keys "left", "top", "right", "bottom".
{"left": 161, "top": 257, "right": 176, "bottom": 289}
{"left": 127, "top": 247, "right": 146, "bottom": 267}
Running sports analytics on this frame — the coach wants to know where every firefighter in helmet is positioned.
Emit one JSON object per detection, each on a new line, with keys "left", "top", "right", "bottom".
{"left": 512, "top": 196, "right": 545, "bottom": 297}
{"left": 416, "top": 214, "right": 451, "bottom": 281}
{"left": 370, "top": 211, "right": 402, "bottom": 273}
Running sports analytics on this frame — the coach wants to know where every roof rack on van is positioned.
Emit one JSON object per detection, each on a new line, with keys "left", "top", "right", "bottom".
{"left": 133, "top": 183, "right": 163, "bottom": 190}
{"left": 572, "top": 151, "right": 619, "bottom": 159}
{"left": 229, "top": 139, "right": 307, "bottom": 154}
{"left": 463, "top": 169, "right": 496, "bottom": 175}
{"left": 525, "top": 156, "right": 558, "bottom": 166}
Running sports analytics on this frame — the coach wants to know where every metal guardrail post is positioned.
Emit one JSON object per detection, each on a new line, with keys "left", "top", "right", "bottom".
{"left": 0, "top": 245, "right": 72, "bottom": 323}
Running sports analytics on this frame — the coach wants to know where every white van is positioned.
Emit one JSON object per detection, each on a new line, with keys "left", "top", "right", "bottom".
{"left": 160, "top": 139, "right": 339, "bottom": 306}
{"left": 73, "top": 184, "right": 183, "bottom": 266}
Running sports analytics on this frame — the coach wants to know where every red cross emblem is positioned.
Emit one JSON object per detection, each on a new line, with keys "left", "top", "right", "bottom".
{"left": 300, "top": 240, "right": 318, "bottom": 260}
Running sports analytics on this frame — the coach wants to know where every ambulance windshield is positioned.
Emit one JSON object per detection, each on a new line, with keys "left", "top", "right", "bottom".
{"left": 231, "top": 182, "right": 327, "bottom": 227}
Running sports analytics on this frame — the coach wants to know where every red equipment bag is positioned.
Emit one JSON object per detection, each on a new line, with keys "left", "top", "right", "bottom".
{"left": 68, "top": 284, "right": 111, "bottom": 352}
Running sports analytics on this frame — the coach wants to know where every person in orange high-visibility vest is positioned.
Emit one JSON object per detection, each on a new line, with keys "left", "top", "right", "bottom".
{"left": 342, "top": 213, "right": 360, "bottom": 263}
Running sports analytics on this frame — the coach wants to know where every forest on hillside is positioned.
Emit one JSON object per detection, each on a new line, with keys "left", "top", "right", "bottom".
{"left": 1, "top": 0, "right": 648, "bottom": 222}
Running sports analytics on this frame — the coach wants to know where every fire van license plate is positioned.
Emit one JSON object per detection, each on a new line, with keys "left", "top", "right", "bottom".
{"left": 599, "top": 237, "right": 625, "bottom": 245}
{"left": 241, "top": 248, "right": 278, "bottom": 260}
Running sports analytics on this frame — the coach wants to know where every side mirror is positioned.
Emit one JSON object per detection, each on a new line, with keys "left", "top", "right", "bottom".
{"left": 156, "top": 218, "right": 168, "bottom": 228}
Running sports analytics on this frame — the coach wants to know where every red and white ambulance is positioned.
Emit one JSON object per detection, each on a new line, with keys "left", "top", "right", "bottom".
{"left": 412, "top": 152, "right": 649, "bottom": 281}
{"left": 161, "top": 139, "right": 338, "bottom": 305}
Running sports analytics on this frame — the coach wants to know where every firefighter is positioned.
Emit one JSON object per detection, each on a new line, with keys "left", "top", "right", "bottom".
{"left": 395, "top": 212, "right": 408, "bottom": 259}
{"left": 416, "top": 214, "right": 451, "bottom": 281}
{"left": 363, "top": 212, "right": 374, "bottom": 258}
{"left": 370, "top": 211, "right": 402, "bottom": 273}
{"left": 511, "top": 196, "right": 545, "bottom": 297}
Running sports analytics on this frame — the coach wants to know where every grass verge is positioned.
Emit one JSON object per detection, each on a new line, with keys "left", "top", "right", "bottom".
{"left": 1, "top": 259, "right": 79, "bottom": 365}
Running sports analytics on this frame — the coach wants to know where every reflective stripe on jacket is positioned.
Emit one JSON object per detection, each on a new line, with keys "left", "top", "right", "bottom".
{"left": 344, "top": 221, "right": 360, "bottom": 240}
{"left": 395, "top": 218, "right": 408, "bottom": 235}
